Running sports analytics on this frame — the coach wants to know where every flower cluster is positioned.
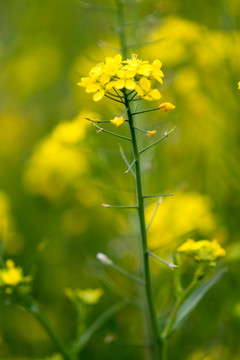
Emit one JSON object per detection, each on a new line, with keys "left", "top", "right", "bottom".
{"left": 0, "top": 259, "right": 31, "bottom": 294}
{"left": 78, "top": 54, "right": 164, "bottom": 102}
{"left": 177, "top": 239, "right": 226, "bottom": 266}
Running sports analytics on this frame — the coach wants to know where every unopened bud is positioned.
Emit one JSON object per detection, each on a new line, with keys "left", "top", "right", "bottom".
{"left": 96, "top": 253, "right": 113, "bottom": 266}
{"left": 159, "top": 102, "right": 176, "bottom": 112}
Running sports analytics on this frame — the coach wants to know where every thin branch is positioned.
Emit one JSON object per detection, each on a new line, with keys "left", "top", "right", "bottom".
{"left": 119, "top": 144, "right": 136, "bottom": 178}
{"left": 85, "top": 117, "right": 111, "bottom": 124}
{"left": 146, "top": 197, "right": 162, "bottom": 232}
{"left": 91, "top": 122, "right": 131, "bottom": 141}
{"left": 125, "top": 159, "right": 136, "bottom": 174}
{"left": 102, "top": 203, "right": 138, "bottom": 209}
{"left": 111, "top": 262, "right": 145, "bottom": 286}
{"left": 98, "top": 40, "right": 121, "bottom": 52}
{"left": 132, "top": 107, "right": 159, "bottom": 116}
{"left": 134, "top": 126, "right": 148, "bottom": 134}
{"left": 139, "top": 127, "right": 176, "bottom": 154}
{"left": 105, "top": 93, "right": 125, "bottom": 104}
{"left": 148, "top": 250, "right": 178, "bottom": 270}
{"left": 71, "top": 301, "right": 126, "bottom": 352}
{"left": 143, "top": 194, "right": 173, "bottom": 198}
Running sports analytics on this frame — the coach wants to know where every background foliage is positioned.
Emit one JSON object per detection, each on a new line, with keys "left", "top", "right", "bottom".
{"left": 0, "top": 0, "right": 240, "bottom": 359}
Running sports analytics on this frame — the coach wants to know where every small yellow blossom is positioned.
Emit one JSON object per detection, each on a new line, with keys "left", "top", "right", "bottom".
{"left": 238, "top": 82, "right": 240, "bottom": 89}
{"left": 78, "top": 54, "right": 164, "bottom": 102}
{"left": 0, "top": 259, "right": 31, "bottom": 287}
{"left": 177, "top": 239, "right": 226, "bottom": 265}
{"left": 146, "top": 130, "right": 157, "bottom": 137}
{"left": 65, "top": 287, "right": 103, "bottom": 305}
{"left": 110, "top": 116, "right": 125, "bottom": 127}
{"left": 159, "top": 102, "right": 176, "bottom": 112}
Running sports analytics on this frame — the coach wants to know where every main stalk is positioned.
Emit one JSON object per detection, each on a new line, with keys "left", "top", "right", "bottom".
{"left": 124, "top": 92, "right": 162, "bottom": 359}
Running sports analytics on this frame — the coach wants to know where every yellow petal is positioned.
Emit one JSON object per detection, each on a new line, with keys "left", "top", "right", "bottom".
{"left": 110, "top": 116, "right": 125, "bottom": 127}
{"left": 139, "top": 77, "right": 151, "bottom": 92}
{"left": 93, "top": 89, "right": 105, "bottom": 101}
{"left": 86, "top": 83, "right": 101, "bottom": 93}
{"left": 148, "top": 89, "right": 161, "bottom": 100}
{"left": 115, "top": 79, "right": 125, "bottom": 89}
{"left": 105, "top": 81, "right": 115, "bottom": 90}
{"left": 135, "top": 85, "right": 144, "bottom": 97}
{"left": 100, "top": 74, "right": 110, "bottom": 85}
{"left": 146, "top": 130, "right": 157, "bottom": 137}
{"left": 125, "top": 79, "right": 136, "bottom": 90}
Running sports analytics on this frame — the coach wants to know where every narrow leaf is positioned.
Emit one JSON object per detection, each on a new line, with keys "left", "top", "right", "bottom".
{"left": 172, "top": 268, "right": 227, "bottom": 331}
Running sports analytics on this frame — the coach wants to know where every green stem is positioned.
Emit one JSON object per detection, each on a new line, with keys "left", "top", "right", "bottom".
{"left": 27, "top": 302, "right": 74, "bottom": 360}
{"left": 124, "top": 90, "right": 161, "bottom": 359}
{"left": 116, "top": 0, "right": 128, "bottom": 58}
{"left": 161, "top": 278, "right": 197, "bottom": 340}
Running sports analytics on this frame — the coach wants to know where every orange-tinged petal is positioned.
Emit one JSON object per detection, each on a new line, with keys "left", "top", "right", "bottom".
{"left": 146, "top": 130, "right": 157, "bottom": 137}
{"left": 159, "top": 102, "right": 175, "bottom": 112}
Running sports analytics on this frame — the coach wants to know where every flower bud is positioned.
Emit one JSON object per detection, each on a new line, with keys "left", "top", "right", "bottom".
{"left": 96, "top": 253, "right": 113, "bottom": 266}
{"left": 159, "top": 102, "right": 176, "bottom": 112}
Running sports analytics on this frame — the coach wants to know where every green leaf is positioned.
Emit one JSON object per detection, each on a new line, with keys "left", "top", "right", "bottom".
{"left": 172, "top": 268, "right": 227, "bottom": 331}
{"left": 71, "top": 300, "right": 126, "bottom": 352}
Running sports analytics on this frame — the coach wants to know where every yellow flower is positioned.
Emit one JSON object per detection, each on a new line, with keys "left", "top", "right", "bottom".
{"left": 65, "top": 287, "right": 103, "bottom": 305}
{"left": 177, "top": 239, "right": 226, "bottom": 265}
{"left": 110, "top": 116, "right": 125, "bottom": 127}
{"left": 159, "top": 102, "right": 176, "bottom": 112}
{"left": 146, "top": 130, "right": 157, "bottom": 137}
{"left": 238, "top": 82, "right": 240, "bottom": 89}
{"left": 78, "top": 53, "right": 165, "bottom": 102}
{"left": 0, "top": 259, "right": 31, "bottom": 287}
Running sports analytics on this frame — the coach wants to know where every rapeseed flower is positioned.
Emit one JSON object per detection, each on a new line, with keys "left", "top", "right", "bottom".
{"left": 0, "top": 259, "right": 31, "bottom": 292}
{"left": 78, "top": 54, "right": 164, "bottom": 102}
{"left": 146, "top": 130, "right": 157, "bottom": 137}
{"left": 110, "top": 116, "right": 125, "bottom": 127}
{"left": 177, "top": 239, "right": 226, "bottom": 266}
{"left": 65, "top": 287, "right": 103, "bottom": 305}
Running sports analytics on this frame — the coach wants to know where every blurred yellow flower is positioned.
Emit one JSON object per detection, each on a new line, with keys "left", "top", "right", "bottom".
{"left": 0, "top": 259, "right": 31, "bottom": 287}
{"left": 65, "top": 287, "right": 103, "bottom": 305}
{"left": 23, "top": 114, "right": 91, "bottom": 201}
{"left": 177, "top": 239, "right": 226, "bottom": 265}
{"left": 238, "top": 81, "right": 240, "bottom": 89}
{"left": 147, "top": 192, "right": 216, "bottom": 249}
{"left": 0, "top": 192, "right": 10, "bottom": 240}
{"left": 110, "top": 116, "right": 125, "bottom": 127}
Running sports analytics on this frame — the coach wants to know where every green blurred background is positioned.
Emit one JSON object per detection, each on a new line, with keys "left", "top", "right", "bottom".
{"left": 0, "top": 0, "right": 240, "bottom": 359}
